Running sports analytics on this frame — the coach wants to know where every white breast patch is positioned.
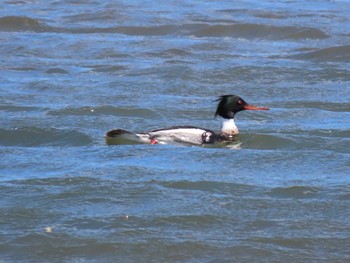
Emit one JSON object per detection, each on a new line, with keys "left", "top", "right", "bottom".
{"left": 221, "top": 118, "right": 239, "bottom": 135}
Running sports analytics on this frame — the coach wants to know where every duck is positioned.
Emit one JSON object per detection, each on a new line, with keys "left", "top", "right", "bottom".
{"left": 105, "top": 94, "right": 269, "bottom": 145}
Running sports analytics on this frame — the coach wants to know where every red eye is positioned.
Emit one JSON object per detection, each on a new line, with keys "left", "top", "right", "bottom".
{"left": 238, "top": 100, "right": 243, "bottom": 105}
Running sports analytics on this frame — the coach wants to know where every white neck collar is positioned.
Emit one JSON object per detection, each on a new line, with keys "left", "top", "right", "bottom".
{"left": 221, "top": 118, "right": 239, "bottom": 135}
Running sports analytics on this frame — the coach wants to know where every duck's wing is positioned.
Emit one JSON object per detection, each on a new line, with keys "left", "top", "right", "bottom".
{"left": 146, "top": 126, "right": 216, "bottom": 145}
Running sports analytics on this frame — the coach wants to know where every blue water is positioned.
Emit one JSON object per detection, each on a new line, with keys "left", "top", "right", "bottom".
{"left": 1, "top": 0, "right": 350, "bottom": 262}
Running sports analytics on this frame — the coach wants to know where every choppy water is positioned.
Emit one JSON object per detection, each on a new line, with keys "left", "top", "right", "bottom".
{"left": 1, "top": 0, "right": 350, "bottom": 262}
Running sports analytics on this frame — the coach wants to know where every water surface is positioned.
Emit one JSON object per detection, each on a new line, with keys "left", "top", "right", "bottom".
{"left": 1, "top": 0, "right": 350, "bottom": 262}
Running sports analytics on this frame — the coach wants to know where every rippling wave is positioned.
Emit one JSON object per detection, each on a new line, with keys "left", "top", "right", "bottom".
{"left": 0, "top": 127, "right": 92, "bottom": 146}
{"left": 189, "top": 23, "right": 328, "bottom": 39}
{"left": 0, "top": 15, "right": 328, "bottom": 40}
{"left": 47, "top": 106, "right": 158, "bottom": 117}
{"left": 0, "top": 16, "right": 42, "bottom": 31}
{"left": 292, "top": 45, "right": 350, "bottom": 62}
{"left": 2, "top": 15, "right": 348, "bottom": 65}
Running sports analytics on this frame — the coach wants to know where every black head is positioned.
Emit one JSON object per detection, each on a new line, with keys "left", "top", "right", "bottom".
{"left": 215, "top": 95, "right": 269, "bottom": 119}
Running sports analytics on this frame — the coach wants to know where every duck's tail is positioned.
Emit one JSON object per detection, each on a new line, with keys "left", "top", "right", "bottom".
{"left": 105, "top": 129, "right": 151, "bottom": 145}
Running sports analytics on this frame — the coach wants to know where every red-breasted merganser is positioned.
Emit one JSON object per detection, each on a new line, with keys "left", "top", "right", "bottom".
{"left": 105, "top": 95, "right": 269, "bottom": 145}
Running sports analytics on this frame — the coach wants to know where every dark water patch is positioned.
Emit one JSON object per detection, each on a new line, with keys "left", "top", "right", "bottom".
{"left": 294, "top": 47, "right": 318, "bottom": 52}
{"left": 282, "top": 28, "right": 328, "bottom": 40}
{"left": 253, "top": 237, "right": 309, "bottom": 249}
{"left": 3, "top": 176, "right": 162, "bottom": 205}
{"left": 319, "top": 186, "right": 350, "bottom": 201}
{"left": 337, "top": 193, "right": 350, "bottom": 201}
{"left": 300, "top": 129, "right": 350, "bottom": 138}
{"left": 6, "top": 233, "right": 119, "bottom": 262}
{"left": 148, "top": 214, "right": 225, "bottom": 229}
{"left": 62, "top": 7, "right": 119, "bottom": 23}
{"left": 192, "top": 18, "right": 239, "bottom": 24}
{"left": 6, "top": 176, "right": 100, "bottom": 187}
{"left": 217, "top": 8, "right": 288, "bottom": 20}
{"left": 145, "top": 48, "right": 192, "bottom": 59}
{"left": 164, "top": 48, "right": 192, "bottom": 56}
{"left": 89, "top": 65, "right": 128, "bottom": 73}
{"left": 189, "top": 23, "right": 328, "bottom": 40}
{"left": 253, "top": 11, "right": 289, "bottom": 20}
{"left": 0, "top": 16, "right": 177, "bottom": 36}
{"left": 54, "top": 25, "right": 180, "bottom": 35}
{"left": 91, "top": 23, "right": 207, "bottom": 36}
{"left": 206, "top": 64, "right": 350, "bottom": 83}
{"left": 292, "top": 133, "right": 350, "bottom": 154}
{"left": 292, "top": 45, "right": 350, "bottom": 62}
{"left": 6, "top": 66, "right": 38, "bottom": 71}
{"left": 45, "top": 68, "right": 69, "bottom": 74}
{"left": 252, "top": 236, "right": 350, "bottom": 259}
{"left": 0, "top": 105, "right": 44, "bottom": 112}
{"left": 0, "top": 236, "right": 252, "bottom": 263}
{"left": 0, "top": 16, "right": 43, "bottom": 31}
{"left": 236, "top": 133, "right": 297, "bottom": 150}
{"left": 265, "top": 186, "right": 321, "bottom": 199}
{"left": 93, "top": 49, "right": 131, "bottom": 60}
{"left": 1, "top": 177, "right": 124, "bottom": 217}
{"left": 161, "top": 180, "right": 260, "bottom": 196}
{"left": 114, "top": 25, "right": 178, "bottom": 36}
{"left": 0, "top": 17, "right": 328, "bottom": 42}
{"left": 47, "top": 106, "right": 158, "bottom": 118}
{"left": 244, "top": 220, "right": 279, "bottom": 231}
{"left": 0, "top": 127, "right": 92, "bottom": 146}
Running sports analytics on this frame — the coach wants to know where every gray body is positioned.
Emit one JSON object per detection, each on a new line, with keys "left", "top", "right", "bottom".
{"left": 105, "top": 126, "right": 230, "bottom": 145}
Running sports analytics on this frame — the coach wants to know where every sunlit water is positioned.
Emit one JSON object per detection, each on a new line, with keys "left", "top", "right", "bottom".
{"left": 1, "top": 0, "right": 350, "bottom": 262}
